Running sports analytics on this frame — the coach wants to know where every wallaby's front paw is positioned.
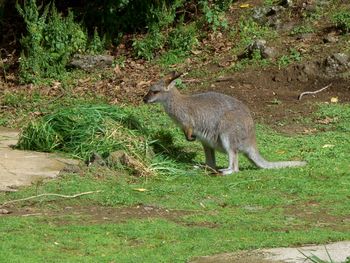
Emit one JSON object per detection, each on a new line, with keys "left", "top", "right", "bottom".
{"left": 186, "top": 135, "right": 196, "bottom": 141}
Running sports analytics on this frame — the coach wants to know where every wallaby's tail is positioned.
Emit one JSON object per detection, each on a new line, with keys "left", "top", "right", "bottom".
{"left": 245, "top": 147, "right": 306, "bottom": 169}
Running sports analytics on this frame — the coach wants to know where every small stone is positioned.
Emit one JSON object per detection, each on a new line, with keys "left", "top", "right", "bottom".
{"left": 262, "top": 46, "right": 278, "bottom": 59}
{"left": 86, "top": 152, "right": 106, "bottom": 167}
{"left": 323, "top": 34, "right": 338, "bottom": 43}
{"left": 0, "top": 209, "right": 10, "bottom": 214}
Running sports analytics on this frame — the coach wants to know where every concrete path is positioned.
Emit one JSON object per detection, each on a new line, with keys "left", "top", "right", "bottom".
{"left": 191, "top": 241, "right": 350, "bottom": 263}
{"left": 0, "top": 127, "right": 78, "bottom": 191}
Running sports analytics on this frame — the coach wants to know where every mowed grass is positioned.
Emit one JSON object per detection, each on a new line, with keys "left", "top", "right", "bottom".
{"left": 0, "top": 102, "right": 349, "bottom": 262}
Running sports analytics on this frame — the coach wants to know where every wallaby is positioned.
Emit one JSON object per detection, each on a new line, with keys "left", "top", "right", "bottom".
{"left": 143, "top": 72, "right": 306, "bottom": 175}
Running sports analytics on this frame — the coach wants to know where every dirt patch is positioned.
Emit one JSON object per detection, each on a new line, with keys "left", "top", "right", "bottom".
{"left": 2, "top": 204, "right": 194, "bottom": 225}
{"left": 284, "top": 201, "right": 350, "bottom": 232}
{"left": 201, "top": 67, "right": 350, "bottom": 133}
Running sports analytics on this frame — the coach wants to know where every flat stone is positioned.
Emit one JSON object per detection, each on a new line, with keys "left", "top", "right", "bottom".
{"left": 0, "top": 127, "right": 79, "bottom": 191}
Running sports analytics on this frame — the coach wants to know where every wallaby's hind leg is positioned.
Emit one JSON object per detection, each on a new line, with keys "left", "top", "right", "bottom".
{"left": 203, "top": 144, "right": 216, "bottom": 170}
{"left": 218, "top": 134, "right": 239, "bottom": 175}
{"left": 218, "top": 149, "right": 238, "bottom": 175}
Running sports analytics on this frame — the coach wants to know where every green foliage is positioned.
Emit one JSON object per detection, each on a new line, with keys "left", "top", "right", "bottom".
{"left": 133, "top": 30, "right": 166, "bottom": 60}
{"left": 16, "top": 0, "right": 104, "bottom": 84}
{"left": 332, "top": 9, "right": 350, "bottom": 33}
{"left": 2, "top": 103, "right": 350, "bottom": 262}
{"left": 87, "top": 28, "right": 106, "bottom": 54}
{"left": 167, "top": 23, "right": 198, "bottom": 53}
{"left": 16, "top": 104, "right": 146, "bottom": 160}
{"left": 133, "top": 21, "right": 198, "bottom": 61}
{"left": 236, "top": 18, "right": 277, "bottom": 50}
{"left": 290, "top": 24, "right": 315, "bottom": 36}
{"left": 200, "top": 0, "right": 229, "bottom": 31}
{"left": 277, "top": 48, "right": 302, "bottom": 68}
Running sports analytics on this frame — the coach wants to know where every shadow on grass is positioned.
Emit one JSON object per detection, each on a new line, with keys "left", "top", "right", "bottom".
{"left": 150, "top": 129, "right": 197, "bottom": 164}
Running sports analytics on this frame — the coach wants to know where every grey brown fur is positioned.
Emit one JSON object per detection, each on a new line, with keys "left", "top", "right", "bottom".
{"left": 143, "top": 72, "right": 306, "bottom": 175}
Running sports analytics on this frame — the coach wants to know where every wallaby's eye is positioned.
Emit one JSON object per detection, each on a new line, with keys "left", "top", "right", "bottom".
{"left": 152, "top": 91, "right": 160, "bottom": 95}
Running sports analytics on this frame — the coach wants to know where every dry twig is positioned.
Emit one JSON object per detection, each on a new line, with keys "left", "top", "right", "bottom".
{"left": 0, "top": 190, "right": 101, "bottom": 207}
{"left": 298, "top": 84, "right": 332, "bottom": 100}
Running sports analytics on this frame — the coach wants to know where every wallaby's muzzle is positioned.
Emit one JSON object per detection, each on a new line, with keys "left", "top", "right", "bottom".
{"left": 143, "top": 91, "right": 154, "bottom": 103}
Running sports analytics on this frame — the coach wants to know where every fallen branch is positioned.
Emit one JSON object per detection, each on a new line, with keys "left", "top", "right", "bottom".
{"left": 215, "top": 77, "right": 235, "bottom": 82}
{"left": 0, "top": 190, "right": 101, "bottom": 207}
{"left": 298, "top": 84, "right": 332, "bottom": 100}
{"left": 182, "top": 79, "right": 201, "bottom": 84}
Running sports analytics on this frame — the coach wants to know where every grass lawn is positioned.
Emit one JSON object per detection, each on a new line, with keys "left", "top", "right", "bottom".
{"left": 0, "top": 101, "right": 349, "bottom": 262}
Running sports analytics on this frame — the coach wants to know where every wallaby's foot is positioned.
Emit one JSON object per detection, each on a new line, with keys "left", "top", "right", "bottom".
{"left": 218, "top": 168, "right": 238, "bottom": 175}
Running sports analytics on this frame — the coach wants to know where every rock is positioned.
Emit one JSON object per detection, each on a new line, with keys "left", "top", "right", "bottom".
{"left": 262, "top": 46, "right": 278, "bottom": 59}
{"left": 251, "top": 3, "right": 288, "bottom": 28}
{"left": 324, "top": 53, "right": 350, "bottom": 74}
{"left": 252, "top": 7, "right": 270, "bottom": 24}
{"left": 295, "top": 33, "right": 314, "bottom": 41}
{"left": 86, "top": 152, "right": 106, "bottom": 167}
{"left": 0, "top": 209, "right": 10, "bottom": 214}
{"left": 69, "top": 54, "right": 114, "bottom": 71}
{"left": 323, "top": 34, "right": 338, "bottom": 43}
{"left": 107, "top": 151, "right": 151, "bottom": 176}
{"left": 246, "top": 39, "right": 278, "bottom": 59}
{"left": 60, "top": 164, "right": 82, "bottom": 174}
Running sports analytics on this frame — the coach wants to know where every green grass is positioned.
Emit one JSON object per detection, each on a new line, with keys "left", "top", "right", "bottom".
{"left": 0, "top": 102, "right": 349, "bottom": 262}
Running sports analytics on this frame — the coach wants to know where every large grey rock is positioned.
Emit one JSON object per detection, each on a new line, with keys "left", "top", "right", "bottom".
{"left": 69, "top": 54, "right": 114, "bottom": 71}
{"left": 324, "top": 53, "right": 350, "bottom": 75}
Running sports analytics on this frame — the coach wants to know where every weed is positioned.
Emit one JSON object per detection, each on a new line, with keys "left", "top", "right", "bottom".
{"left": 158, "top": 50, "right": 186, "bottom": 66}
{"left": 168, "top": 23, "right": 198, "bottom": 54}
{"left": 235, "top": 18, "right": 277, "bottom": 52}
{"left": 277, "top": 48, "right": 302, "bottom": 68}
{"left": 200, "top": 0, "right": 229, "bottom": 31}
{"left": 299, "top": 246, "right": 350, "bottom": 263}
{"left": 87, "top": 28, "right": 106, "bottom": 54}
{"left": 290, "top": 24, "right": 315, "bottom": 36}
{"left": 133, "top": 30, "right": 166, "bottom": 60}
{"left": 332, "top": 8, "right": 350, "bottom": 33}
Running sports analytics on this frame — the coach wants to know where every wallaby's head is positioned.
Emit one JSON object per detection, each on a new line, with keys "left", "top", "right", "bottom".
{"left": 143, "top": 72, "right": 182, "bottom": 104}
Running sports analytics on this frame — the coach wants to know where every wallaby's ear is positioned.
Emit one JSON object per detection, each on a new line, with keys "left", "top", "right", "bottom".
{"left": 164, "top": 72, "right": 182, "bottom": 91}
{"left": 164, "top": 72, "right": 182, "bottom": 86}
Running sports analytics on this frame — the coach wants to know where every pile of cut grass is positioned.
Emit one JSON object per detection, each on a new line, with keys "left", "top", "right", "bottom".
{"left": 17, "top": 104, "right": 147, "bottom": 158}
{"left": 16, "top": 104, "right": 194, "bottom": 176}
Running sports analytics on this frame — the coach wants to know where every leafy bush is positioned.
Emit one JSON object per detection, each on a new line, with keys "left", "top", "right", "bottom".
{"left": 88, "top": 28, "right": 106, "bottom": 54}
{"left": 332, "top": 9, "right": 350, "bottom": 33}
{"left": 133, "top": 30, "right": 166, "bottom": 60}
{"left": 16, "top": 0, "right": 104, "bottom": 83}
{"left": 200, "top": 0, "right": 229, "bottom": 31}
{"left": 168, "top": 23, "right": 198, "bottom": 53}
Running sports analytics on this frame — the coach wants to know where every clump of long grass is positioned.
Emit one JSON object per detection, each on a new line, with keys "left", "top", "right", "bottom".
{"left": 17, "top": 104, "right": 146, "bottom": 158}
{"left": 16, "top": 104, "right": 192, "bottom": 176}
